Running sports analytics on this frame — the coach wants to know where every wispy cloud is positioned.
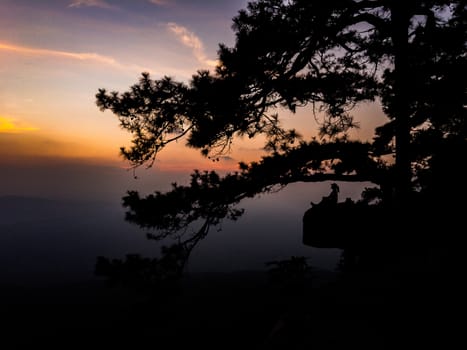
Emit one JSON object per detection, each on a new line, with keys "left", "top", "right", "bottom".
{"left": 219, "top": 156, "right": 235, "bottom": 162}
{"left": 0, "top": 42, "right": 118, "bottom": 65}
{"left": 149, "top": 0, "right": 169, "bottom": 5}
{"left": 167, "top": 22, "right": 218, "bottom": 68}
{"left": 0, "top": 116, "right": 38, "bottom": 134}
{"left": 68, "top": 0, "right": 118, "bottom": 10}
{"left": 0, "top": 42, "right": 151, "bottom": 73}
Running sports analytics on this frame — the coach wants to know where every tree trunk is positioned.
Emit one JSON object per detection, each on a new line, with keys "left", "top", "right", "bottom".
{"left": 391, "top": 2, "right": 412, "bottom": 208}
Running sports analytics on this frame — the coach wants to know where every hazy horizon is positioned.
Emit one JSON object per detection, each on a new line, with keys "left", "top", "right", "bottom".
{"left": 0, "top": 158, "right": 371, "bottom": 287}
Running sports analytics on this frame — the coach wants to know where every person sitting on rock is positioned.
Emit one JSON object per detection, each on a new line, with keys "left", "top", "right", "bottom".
{"left": 311, "top": 183, "right": 339, "bottom": 208}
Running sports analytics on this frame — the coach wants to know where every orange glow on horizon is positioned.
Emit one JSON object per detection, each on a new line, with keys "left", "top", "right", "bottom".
{"left": 149, "top": 159, "right": 241, "bottom": 173}
{"left": 0, "top": 126, "right": 250, "bottom": 173}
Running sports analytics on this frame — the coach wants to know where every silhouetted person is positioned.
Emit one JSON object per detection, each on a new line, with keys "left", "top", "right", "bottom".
{"left": 310, "top": 183, "right": 339, "bottom": 208}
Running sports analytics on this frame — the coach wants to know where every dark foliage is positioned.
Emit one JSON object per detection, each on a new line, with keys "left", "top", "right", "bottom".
{"left": 95, "top": 0, "right": 466, "bottom": 286}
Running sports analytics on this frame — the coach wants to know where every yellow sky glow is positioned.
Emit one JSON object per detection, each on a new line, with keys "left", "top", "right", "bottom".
{"left": 0, "top": 116, "right": 38, "bottom": 133}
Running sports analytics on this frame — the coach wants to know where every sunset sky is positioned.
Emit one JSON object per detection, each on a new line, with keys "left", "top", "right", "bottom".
{"left": 0, "top": 0, "right": 384, "bottom": 286}
{"left": 1, "top": 0, "right": 387, "bottom": 198}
